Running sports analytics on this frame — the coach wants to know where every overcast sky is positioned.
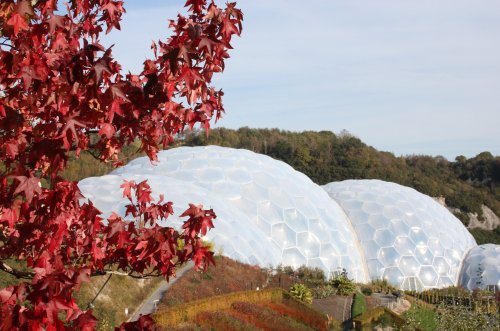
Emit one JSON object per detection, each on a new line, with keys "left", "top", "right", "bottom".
{"left": 102, "top": 0, "right": 500, "bottom": 160}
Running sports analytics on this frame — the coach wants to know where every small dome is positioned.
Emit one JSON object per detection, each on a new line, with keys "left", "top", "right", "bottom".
{"left": 459, "top": 244, "right": 500, "bottom": 291}
{"left": 323, "top": 179, "right": 477, "bottom": 291}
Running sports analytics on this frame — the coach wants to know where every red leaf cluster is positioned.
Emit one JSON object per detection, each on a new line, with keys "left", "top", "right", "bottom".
{"left": 0, "top": 0, "right": 242, "bottom": 329}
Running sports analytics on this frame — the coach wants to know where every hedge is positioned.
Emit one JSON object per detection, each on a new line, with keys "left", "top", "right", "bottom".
{"left": 352, "top": 307, "right": 424, "bottom": 331}
{"left": 153, "top": 288, "right": 284, "bottom": 327}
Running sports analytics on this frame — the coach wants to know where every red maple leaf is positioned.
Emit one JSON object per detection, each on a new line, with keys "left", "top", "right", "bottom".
{"left": 7, "top": 13, "right": 29, "bottom": 36}
{"left": 0, "top": 0, "right": 242, "bottom": 328}
{"left": 13, "top": 175, "right": 42, "bottom": 203}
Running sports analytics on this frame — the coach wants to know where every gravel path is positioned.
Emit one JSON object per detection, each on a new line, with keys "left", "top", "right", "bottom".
{"left": 128, "top": 261, "right": 194, "bottom": 322}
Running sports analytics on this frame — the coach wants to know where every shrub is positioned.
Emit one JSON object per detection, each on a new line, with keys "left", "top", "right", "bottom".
{"left": 402, "top": 304, "right": 437, "bottom": 331}
{"left": 196, "top": 311, "right": 257, "bottom": 331}
{"left": 231, "top": 302, "right": 312, "bottom": 331}
{"left": 361, "top": 286, "right": 373, "bottom": 296}
{"left": 436, "top": 302, "right": 500, "bottom": 331}
{"left": 313, "top": 284, "right": 337, "bottom": 299}
{"left": 367, "top": 279, "right": 396, "bottom": 294}
{"left": 154, "top": 288, "right": 284, "bottom": 327}
{"left": 296, "top": 266, "right": 326, "bottom": 287}
{"left": 289, "top": 284, "right": 313, "bottom": 305}
{"left": 351, "top": 292, "right": 367, "bottom": 318}
{"left": 329, "top": 274, "right": 356, "bottom": 296}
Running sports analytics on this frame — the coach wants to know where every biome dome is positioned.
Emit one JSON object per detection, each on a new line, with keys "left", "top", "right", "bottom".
{"left": 79, "top": 146, "right": 369, "bottom": 282}
{"left": 79, "top": 146, "right": 484, "bottom": 291}
{"left": 323, "top": 180, "right": 477, "bottom": 291}
{"left": 78, "top": 174, "right": 270, "bottom": 267}
{"left": 459, "top": 244, "right": 500, "bottom": 291}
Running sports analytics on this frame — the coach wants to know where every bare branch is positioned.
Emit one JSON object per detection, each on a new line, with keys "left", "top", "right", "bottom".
{"left": 0, "top": 261, "right": 34, "bottom": 279}
{"left": 98, "top": 269, "right": 163, "bottom": 279}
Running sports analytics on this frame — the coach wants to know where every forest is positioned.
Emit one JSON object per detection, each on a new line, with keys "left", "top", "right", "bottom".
{"left": 62, "top": 127, "right": 500, "bottom": 244}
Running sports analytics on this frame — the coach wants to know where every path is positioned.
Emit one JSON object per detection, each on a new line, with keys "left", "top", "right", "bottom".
{"left": 128, "top": 261, "right": 194, "bottom": 322}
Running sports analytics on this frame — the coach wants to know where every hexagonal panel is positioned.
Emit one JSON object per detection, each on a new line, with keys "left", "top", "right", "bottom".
{"left": 383, "top": 267, "right": 405, "bottom": 287}
{"left": 415, "top": 245, "right": 434, "bottom": 265}
{"left": 394, "top": 236, "right": 414, "bottom": 256}
{"left": 400, "top": 256, "right": 420, "bottom": 276}
{"left": 363, "top": 240, "right": 380, "bottom": 260}
{"left": 297, "top": 232, "right": 321, "bottom": 258}
{"left": 374, "top": 228, "right": 396, "bottom": 247}
{"left": 258, "top": 201, "right": 282, "bottom": 224}
{"left": 409, "top": 227, "right": 428, "bottom": 246}
{"left": 271, "top": 223, "right": 296, "bottom": 249}
{"left": 419, "top": 266, "right": 438, "bottom": 287}
{"left": 433, "top": 257, "right": 451, "bottom": 276}
{"left": 378, "top": 247, "right": 399, "bottom": 267}
{"left": 282, "top": 248, "right": 307, "bottom": 269}
{"left": 284, "top": 209, "right": 308, "bottom": 233}
{"left": 368, "top": 214, "right": 388, "bottom": 229}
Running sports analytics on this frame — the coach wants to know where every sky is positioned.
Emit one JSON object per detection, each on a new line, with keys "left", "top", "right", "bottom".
{"left": 101, "top": 0, "right": 500, "bottom": 160}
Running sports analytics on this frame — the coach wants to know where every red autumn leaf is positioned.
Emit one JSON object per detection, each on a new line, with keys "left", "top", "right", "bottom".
{"left": 135, "top": 180, "right": 153, "bottom": 204}
{"left": 185, "top": 0, "right": 207, "bottom": 15}
{"left": 13, "top": 175, "right": 42, "bottom": 203}
{"left": 4, "top": 140, "right": 19, "bottom": 159}
{"left": 0, "top": 0, "right": 242, "bottom": 328}
{"left": 7, "top": 13, "right": 29, "bottom": 36}
{"left": 99, "top": 123, "right": 116, "bottom": 139}
{"left": 45, "top": 14, "right": 66, "bottom": 34}
{"left": 120, "top": 180, "right": 134, "bottom": 200}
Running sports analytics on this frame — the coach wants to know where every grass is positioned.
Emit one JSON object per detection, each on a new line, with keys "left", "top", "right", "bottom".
{"left": 160, "top": 256, "right": 270, "bottom": 307}
{"left": 402, "top": 304, "right": 438, "bottom": 331}
{"left": 74, "top": 272, "right": 164, "bottom": 330}
{"left": 196, "top": 310, "right": 259, "bottom": 331}
{"left": 155, "top": 288, "right": 329, "bottom": 330}
{"left": 351, "top": 292, "right": 368, "bottom": 318}
{"left": 0, "top": 259, "right": 30, "bottom": 289}
{"left": 230, "top": 301, "right": 314, "bottom": 331}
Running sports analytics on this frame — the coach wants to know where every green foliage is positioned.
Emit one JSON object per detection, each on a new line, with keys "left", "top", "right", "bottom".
{"left": 313, "top": 285, "right": 337, "bottom": 299}
{"left": 289, "top": 284, "right": 313, "bottom": 305}
{"left": 352, "top": 307, "right": 410, "bottom": 330}
{"left": 470, "top": 226, "right": 500, "bottom": 245}
{"left": 360, "top": 286, "right": 372, "bottom": 296}
{"left": 351, "top": 292, "right": 367, "bottom": 318}
{"left": 196, "top": 310, "right": 258, "bottom": 331}
{"left": 436, "top": 303, "right": 500, "bottom": 331}
{"left": 296, "top": 266, "right": 326, "bottom": 287}
{"left": 154, "top": 288, "right": 285, "bottom": 327}
{"left": 402, "top": 304, "right": 437, "bottom": 331}
{"left": 329, "top": 273, "right": 356, "bottom": 296}
{"left": 230, "top": 301, "right": 314, "bottom": 331}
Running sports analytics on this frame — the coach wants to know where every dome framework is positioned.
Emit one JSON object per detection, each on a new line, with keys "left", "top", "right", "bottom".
{"left": 79, "top": 146, "right": 488, "bottom": 291}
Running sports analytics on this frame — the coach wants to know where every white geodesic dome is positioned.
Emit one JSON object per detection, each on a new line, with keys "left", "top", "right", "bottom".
{"left": 79, "top": 146, "right": 368, "bottom": 282}
{"left": 323, "top": 180, "right": 477, "bottom": 291}
{"left": 459, "top": 244, "right": 500, "bottom": 291}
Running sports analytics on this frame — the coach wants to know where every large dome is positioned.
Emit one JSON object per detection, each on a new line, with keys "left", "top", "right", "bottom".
{"left": 79, "top": 146, "right": 368, "bottom": 282}
{"left": 323, "top": 180, "right": 477, "bottom": 291}
{"left": 459, "top": 244, "right": 500, "bottom": 291}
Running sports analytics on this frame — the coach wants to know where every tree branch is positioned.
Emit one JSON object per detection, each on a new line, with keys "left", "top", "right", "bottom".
{"left": 96, "top": 269, "right": 163, "bottom": 279}
{"left": 0, "top": 261, "right": 34, "bottom": 279}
